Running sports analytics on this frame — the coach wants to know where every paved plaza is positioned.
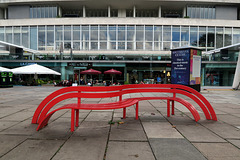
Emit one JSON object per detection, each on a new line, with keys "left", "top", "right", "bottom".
{"left": 0, "top": 86, "right": 239, "bottom": 160}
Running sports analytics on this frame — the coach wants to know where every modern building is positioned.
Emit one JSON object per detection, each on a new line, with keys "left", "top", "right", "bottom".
{"left": 0, "top": 0, "right": 239, "bottom": 86}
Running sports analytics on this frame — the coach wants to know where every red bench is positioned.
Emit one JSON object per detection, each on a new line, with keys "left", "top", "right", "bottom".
{"left": 32, "top": 84, "right": 217, "bottom": 132}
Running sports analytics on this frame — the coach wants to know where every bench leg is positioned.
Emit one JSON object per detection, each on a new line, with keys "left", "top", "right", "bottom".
{"left": 171, "top": 101, "right": 175, "bottom": 115}
{"left": 75, "top": 109, "right": 79, "bottom": 127}
{"left": 123, "top": 108, "right": 126, "bottom": 119}
{"left": 167, "top": 100, "right": 170, "bottom": 117}
{"left": 135, "top": 102, "right": 139, "bottom": 120}
{"left": 71, "top": 109, "right": 75, "bottom": 132}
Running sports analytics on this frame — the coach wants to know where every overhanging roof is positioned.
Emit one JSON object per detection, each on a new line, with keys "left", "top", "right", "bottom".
{"left": 0, "top": 40, "right": 40, "bottom": 54}
{"left": 205, "top": 43, "right": 240, "bottom": 55}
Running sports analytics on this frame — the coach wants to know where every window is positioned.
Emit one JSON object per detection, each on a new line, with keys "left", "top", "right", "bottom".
{"left": 154, "top": 26, "right": 162, "bottom": 50}
{"left": 172, "top": 26, "right": 180, "bottom": 49}
{"left": 127, "top": 25, "right": 135, "bottom": 50}
{"left": 224, "top": 28, "right": 232, "bottom": 46}
{"left": 199, "top": 27, "right": 206, "bottom": 48}
{"left": 22, "top": 26, "right": 29, "bottom": 48}
{"left": 30, "top": 6, "right": 58, "bottom": 18}
{"left": 38, "top": 26, "right": 46, "bottom": 50}
{"left": 187, "top": 5, "right": 215, "bottom": 19}
{"left": 181, "top": 26, "right": 189, "bottom": 46}
{"left": 216, "top": 27, "right": 223, "bottom": 48}
{"left": 190, "top": 26, "right": 198, "bottom": 46}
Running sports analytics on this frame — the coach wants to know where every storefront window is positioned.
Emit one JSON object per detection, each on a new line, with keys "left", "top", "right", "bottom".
{"left": 13, "top": 26, "right": 21, "bottom": 46}
{"left": 22, "top": 26, "right": 29, "bottom": 48}
{"left": 145, "top": 26, "right": 153, "bottom": 50}
{"left": 127, "top": 25, "right": 135, "bottom": 50}
{"left": 100, "top": 25, "right": 107, "bottom": 50}
{"left": 233, "top": 28, "right": 240, "bottom": 44}
{"left": 172, "top": 26, "right": 180, "bottom": 49}
{"left": 216, "top": 27, "right": 223, "bottom": 48}
{"left": 154, "top": 26, "right": 162, "bottom": 50}
{"left": 82, "top": 25, "right": 89, "bottom": 50}
{"left": 118, "top": 25, "right": 126, "bottom": 50}
{"left": 163, "top": 26, "right": 171, "bottom": 50}
{"left": 190, "top": 26, "right": 197, "bottom": 46}
{"left": 47, "top": 26, "right": 54, "bottom": 50}
{"left": 6, "top": 27, "right": 12, "bottom": 43}
{"left": 38, "top": 26, "right": 45, "bottom": 50}
{"left": 0, "top": 27, "right": 4, "bottom": 41}
{"left": 181, "top": 26, "right": 189, "bottom": 46}
{"left": 207, "top": 27, "right": 215, "bottom": 49}
{"left": 199, "top": 27, "right": 206, "bottom": 47}
{"left": 30, "top": 26, "right": 37, "bottom": 50}
{"left": 136, "top": 25, "right": 144, "bottom": 50}
{"left": 224, "top": 27, "right": 232, "bottom": 46}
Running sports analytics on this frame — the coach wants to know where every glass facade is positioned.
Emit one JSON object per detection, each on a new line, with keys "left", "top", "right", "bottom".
{"left": 187, "top": 5, "right": 215, "bottom": 19}
{"left": 0, "top": 25, "right": 240, "bottom": 52}
{"left": 30, "top": 6, "right": 58, "bottom": 18}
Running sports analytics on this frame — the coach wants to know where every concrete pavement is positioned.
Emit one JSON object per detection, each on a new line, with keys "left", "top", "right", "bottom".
{"left": 0, "top": 86, "right": 239, "bottom": 160}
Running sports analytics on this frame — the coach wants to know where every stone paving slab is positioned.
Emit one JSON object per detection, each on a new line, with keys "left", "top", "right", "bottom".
{"left": 0, "top": 121, "right": 19, "bottom": 132}
{"left": 228, "top": 139, "right": 240, "bottom": 149}
{"left": 200, "top": 121, "right": 240, "bottom": 139}
{"left": 193, "top": 143, "right": 240, "bottom": 160}
{"left": 52, "top": 136, "right": 107, "bottom": 160}
{"left": 1, "top": 139, "right": 64, "bottom": 160}
{"left": 149, "top": 138, "right": 207, "bottom": 160}
{"left": 217, "top": 114, "right": 240, "bottom": 126}
{"left": 106, "top": 141, "right": 155, "bottom": 160}
{"left": 142, "top": 122, "right": 183, "bottom": 138}
{"left": 53, "top": 121, "right": 109, "bottom": 160}
{"left": 0, "top": 135, "right": 28, "bottom": 158}
{"left": 165, "top": 112, "right": 198, "bottom": 125}
{"left": 110, "top": 118, "right": 147, "bottom": 141}
{"left": 32, "top": 117, "right": 77, "bottom": 140}
{"left": 139, "top": 112, "right": 167, "bottom": 122}
{"left": 175, "top": 124, "right": 226, "bottom": 142}
{"left": 84, "top": 111, "right": 113, "bottom": 121}
{"left": 73, "top": 121, "right": 110, "bottom": 138}
{"left": 0, "top": 119, "right": 36, "bottom": 136}
{"left": 0, "top": 111, "right": 33, "bottom": 122}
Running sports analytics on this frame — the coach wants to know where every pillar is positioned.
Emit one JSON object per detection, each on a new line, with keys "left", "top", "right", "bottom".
{"left": 83, "top": 6, "right": 86, "bottom": 17}
{"left": 133, "top": 6, "right": 136, "bottom": 17}
{"left": 232, "top": 52, "right": 240, "bottom": 89}
{"left": 158, "top": 6, "right": 161, "bottom": 17}
{"left": 108, "top": 6, "right": 111, "bottom": 17}
{"left": 61, "top": 64, "right": 66, "bottom": 80}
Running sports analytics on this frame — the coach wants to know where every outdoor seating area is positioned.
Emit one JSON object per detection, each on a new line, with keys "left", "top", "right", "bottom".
{"left": 32, "top": 84, "right": 217, "bottom": 132}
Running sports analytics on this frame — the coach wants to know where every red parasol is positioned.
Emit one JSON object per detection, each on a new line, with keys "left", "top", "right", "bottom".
{"left": 104, "top": 69, "right": 122, "bottom": 75}
{"left": 80, "top": 69, "right": 101, "bottom": 74}
{"left": 80, "top": 69, "right": 101, "bottom": 83}
{"left": 104, "top": 69, "right": 122, "bottom": 84}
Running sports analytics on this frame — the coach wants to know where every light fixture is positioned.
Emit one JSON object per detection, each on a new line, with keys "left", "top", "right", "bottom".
{"left": 163, "top": 70, "right": 166, "bottom": 73}
{"left": 167, "top": 72, "right": 170, "bottom": 77}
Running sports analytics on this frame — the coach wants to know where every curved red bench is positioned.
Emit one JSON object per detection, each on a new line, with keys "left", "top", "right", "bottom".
{"left": 32, "top": 84, "right": 217, "bottom": 132}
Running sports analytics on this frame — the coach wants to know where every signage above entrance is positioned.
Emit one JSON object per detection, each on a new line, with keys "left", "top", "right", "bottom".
{"left": 68, "top": 62, "right": 92, "bottom": 67}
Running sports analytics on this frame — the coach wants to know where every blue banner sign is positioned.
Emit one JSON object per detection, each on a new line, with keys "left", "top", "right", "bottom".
{"left": 171, "top": 49, "right": 190, "bottom": 85}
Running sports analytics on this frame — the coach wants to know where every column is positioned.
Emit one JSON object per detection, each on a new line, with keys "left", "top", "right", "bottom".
{"left": 4, "top": 8, "right": 7, "bottom": 19}
{"left": 58, "top": 7, "right": 62, "bottom": 17}
{"left": 108, "top": 6, "right": 111, "bottom": 17}
{"left": 61, "top": 64, "right": 66, "bottom": 80}
{"left": 133, "top": 6, "right": 136, "bottom": 17}
{"left": 201, "top": 67, "right": 205, "bottom": 86}
{"left": 183, "top": 7, "right": 186, "bottom": 17}
{"left": 158, "top": 6, "right": 161, "bottom": 17}
{"left": 83, "top": 6, "right": 86, "bottom": 17}
{"left": 232, "top": 52, "right": 240, "bottom": 89}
